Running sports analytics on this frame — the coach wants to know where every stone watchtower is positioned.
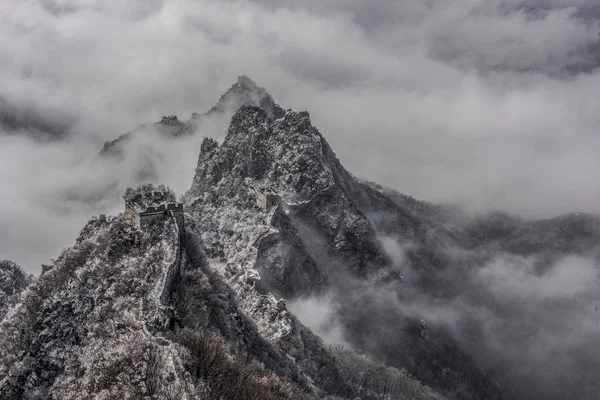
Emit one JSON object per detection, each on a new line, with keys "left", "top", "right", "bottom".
{"left": 255, "top": 190, "right": 279, "bottom": 211}
{"left": 125, "top": 201, "right": 184, "bottom": 236}
{"left": 123, "top": 185, "right": 184, "bottom": 240}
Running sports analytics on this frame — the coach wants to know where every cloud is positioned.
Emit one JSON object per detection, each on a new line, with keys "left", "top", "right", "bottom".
{"left": 287, "top": 294, "right": 348, "bottom": 346}
{"left": 288, "top": 232, "right": 600, "bottom": 399}
{"left": 389, "top": 245, "right": 600, "bottom": 399}
{"left": 477, "top": 254, "right": 598, "bottom": 300}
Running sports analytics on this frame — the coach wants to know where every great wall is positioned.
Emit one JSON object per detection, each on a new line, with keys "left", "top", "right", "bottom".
{"left": 130, "top": 183, "right": 332, "bottom": 337}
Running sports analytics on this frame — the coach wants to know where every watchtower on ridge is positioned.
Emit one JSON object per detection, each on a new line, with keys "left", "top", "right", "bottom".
{"left": 125, "top": 200, "right": 184, "bottom": 234}
{"left": 123, "top": 185, "right": 184, "bottom": 238}
{"left": 160, "top": 115, "right": 179, "bottom": 125}
{"left": 255, "top": 189, "right": 279, "bottom": 211}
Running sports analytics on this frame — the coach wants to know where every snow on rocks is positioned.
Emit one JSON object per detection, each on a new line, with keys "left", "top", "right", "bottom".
{"left": 185, "top": 197, "right": 291, "bottom": 341}
{"left": 182, "top": 104, "right": 380, "bottom": 341}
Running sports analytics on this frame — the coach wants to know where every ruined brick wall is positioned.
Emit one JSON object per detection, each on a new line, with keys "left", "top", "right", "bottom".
{"left": 159, "top": 211, "right": 182, "bottom": 306}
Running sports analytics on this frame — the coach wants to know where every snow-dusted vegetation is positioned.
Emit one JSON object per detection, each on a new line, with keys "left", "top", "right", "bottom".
{"left": 0, "top": 261, "right": 32, "bottom": 321}
{"left": 0, "top": 174, "right": 438, "bottom": 399}
{"left": 0, "top": 214, "right": 189, "bottom": 398}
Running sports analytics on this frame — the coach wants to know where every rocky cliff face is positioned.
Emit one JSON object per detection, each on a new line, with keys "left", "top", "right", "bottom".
{"left": 3, "top": 77, "right": 600, "bottom": 400}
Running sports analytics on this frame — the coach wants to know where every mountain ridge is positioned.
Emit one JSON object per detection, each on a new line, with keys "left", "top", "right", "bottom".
{"left": 100, "top": 76, "right": 283, "bottom": 157}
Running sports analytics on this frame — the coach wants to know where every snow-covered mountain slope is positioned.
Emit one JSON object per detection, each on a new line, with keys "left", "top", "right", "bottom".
{"left": 185, "top": 105, "right": 389, "bottom": 278}
{"left": 0, "top": 210, "right": 191, "bottom": 398}
{"left": 0, "top": 183, "right": 441, "bottom": 400}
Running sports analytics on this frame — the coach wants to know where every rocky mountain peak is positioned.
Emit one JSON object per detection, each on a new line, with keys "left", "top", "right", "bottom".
{"left": 188, "top": 105, "right": 339, "bottom": 204}
{"left": 185, "top": 103, "right": 391, "bottom": 295}
{"left": 208, "top": 76, "right": 285, "bottom": 120}
{"left": 236, "top": 75, "right": 260, "bottom": 90}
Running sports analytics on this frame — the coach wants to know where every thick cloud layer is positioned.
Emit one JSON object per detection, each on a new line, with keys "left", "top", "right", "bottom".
{"left": 291, "top": 231, "right": 600, "bottom": 399}
{"left": 1, "top": 1, "right": 600, "bottom": 267}
{"left": 400, "top": 249, "right": 600, "bottom": 399}
{"left": 288, "top": 295, "right": 348, "bottom": 346}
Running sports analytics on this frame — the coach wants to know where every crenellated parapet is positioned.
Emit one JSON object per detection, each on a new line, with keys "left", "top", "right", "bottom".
{"left": 124, "top": 200, "right": 184, "bottom": 241}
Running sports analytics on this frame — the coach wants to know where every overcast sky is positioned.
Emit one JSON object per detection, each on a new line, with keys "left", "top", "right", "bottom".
{"left": 2, "top": 0, "right": 600, "bottom": 271}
